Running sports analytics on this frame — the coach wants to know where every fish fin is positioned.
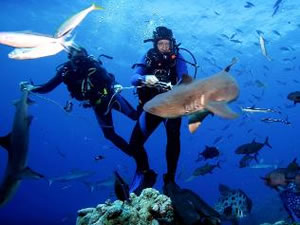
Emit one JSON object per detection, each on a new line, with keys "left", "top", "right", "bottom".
{"left": 264, "top": 136, "right": 272, "bottom": 148}
{"left": 188, "top": 122, "right": 201, "bottom": 134}
{"left": 224, "top": 57, "right": 238, "bottom": 72}
{"left": 61, "top": 34, "right": 77, "bottom": 51}
{"left": 252, "top": 138, "right": 256, "bottom": 143}
{"left": 92, "top": 4, "right": 104, "bottom": 10}
{"left": 0, "top": 133, "right": 11, "bottom": 151}
{"left": 205, "top": 101, "right": 239, "bottom": 119}
{"left": 19, "top": 167, "right": 44, "bottom": 180}
{"left": 178, "top": 74, "right": 193, "bottom": 85}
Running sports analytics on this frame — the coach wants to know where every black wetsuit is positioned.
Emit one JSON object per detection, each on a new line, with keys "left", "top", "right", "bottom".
{"left": 130, "top": 48, "right": 188, "bottom": 180}
{"left": 32, "top": 56, "right": 138, "bottom": 156}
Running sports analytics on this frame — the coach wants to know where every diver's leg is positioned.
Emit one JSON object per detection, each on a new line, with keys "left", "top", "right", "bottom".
{"left": 129, "top": 111, "right": 162, "bottom": 171}
{"left": 112, "top": 94, "right": 139, "bottom": 120}
{"left": 164, "top": 118, "right": 182, "bottom": 182}
{"left": 94, "top": 106, "right": 132, "bottom": 156}
{"left": 128, "top": 111, "right": 162, "bottom": 194}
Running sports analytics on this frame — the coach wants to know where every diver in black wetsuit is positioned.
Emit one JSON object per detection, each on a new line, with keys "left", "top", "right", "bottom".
{"left": 20, "top": 46, "right": 138, "bottom": 157}
{"left": 128, "top": 26, "right": 188, "bottom": 195}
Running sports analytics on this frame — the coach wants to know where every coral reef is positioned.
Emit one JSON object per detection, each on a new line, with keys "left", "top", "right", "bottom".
{"left": 76, "top": 188, "right": 174, "bottom": 225}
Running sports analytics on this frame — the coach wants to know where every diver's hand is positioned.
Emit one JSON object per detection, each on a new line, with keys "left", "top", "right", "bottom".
{"left": 114, "top": 84, "right": 123, "bottom": 92}
{"left": 19, "top": 81, "right": 36, "bottom": 92}
{"left": 144, "top": 75, "right": 159, "bottom": 85}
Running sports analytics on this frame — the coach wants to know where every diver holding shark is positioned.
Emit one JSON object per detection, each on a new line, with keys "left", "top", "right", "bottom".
{"left": 125, "top": 26, "right": 232, "bottom": 225}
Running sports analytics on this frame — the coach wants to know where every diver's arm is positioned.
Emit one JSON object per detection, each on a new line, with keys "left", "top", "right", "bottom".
{"left": 31, "top": 72, "right": 63, "bottom": 94}
{"left": 131, "top": 55, "right": 147, "bottom": 86}
{"left": 176, "top": 53, "right": 188, "bottom": 80}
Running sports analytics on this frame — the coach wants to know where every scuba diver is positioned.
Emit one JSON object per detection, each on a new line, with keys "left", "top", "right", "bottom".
{"left": 128, "top": 26, "right": 221, "bottom": 225}
{"left": 129, "top": 26, "right": 187, "bottom": 195}
{"left": 20, "top": 46, "right": 138, "bottom": 157}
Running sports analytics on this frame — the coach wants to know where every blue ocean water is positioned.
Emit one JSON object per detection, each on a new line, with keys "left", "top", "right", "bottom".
{"left": 0, "top": 0, "right": 299, "bottom": 224}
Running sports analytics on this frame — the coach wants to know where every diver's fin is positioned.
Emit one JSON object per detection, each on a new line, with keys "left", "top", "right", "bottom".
{"left": 18, "top": 167, "right": 44, "bottom": 180}
{"left": 114, "top": 171, "right": 129, "bottom": 201}
{"left": 129, "top": 169, "right": 157, "bottom": 196}
{"left": 163, "top": 181, "right": 221, "bottom": 225}
{"left": 205, "top": 101, "right": 239, "bottom": 119}
{"left": 0, "top": 133, "right": 11, "bottom": 151}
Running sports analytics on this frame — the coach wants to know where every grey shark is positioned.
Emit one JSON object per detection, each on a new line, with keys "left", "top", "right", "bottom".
{"left": 0, "top": 90, "right": 44, "bottom": 207}
{"left": 144, "top": 65, "right": 240, "bottom": 133}
{"left": 47, "top": 170, "right": 96, "bottom": 186}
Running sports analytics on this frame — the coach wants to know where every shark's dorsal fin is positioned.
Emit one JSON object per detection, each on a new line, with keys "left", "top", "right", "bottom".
{"left": 252, "top": 138, "right": 256, "bottom": 143}
{"left": 205, "top": 101, "right": 239, "bottom": 119}
{"left": 18, "top": 167, "right": 44, "bottom": 180}
{"left": 0, "top": 133, "right": 11, "bottom": 151}
{"left": 178, "top": 74, "right": 193, "bottom": 85}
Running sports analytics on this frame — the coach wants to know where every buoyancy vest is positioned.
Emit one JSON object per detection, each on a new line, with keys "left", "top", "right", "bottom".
{"left": 137, "top": 48, "right": 178, "bottom": 105}
{"left": 60, "top": 56, "right": 115, "bottom": 103}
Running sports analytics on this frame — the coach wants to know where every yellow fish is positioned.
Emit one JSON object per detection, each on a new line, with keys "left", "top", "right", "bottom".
{"left": 55, "top": 4, "right": 103, "bottom": 38}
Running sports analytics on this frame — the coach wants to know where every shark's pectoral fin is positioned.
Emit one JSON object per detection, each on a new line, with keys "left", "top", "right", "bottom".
{"left": 188, "top": 122, "right": 201, "bottom": 134}
{"left": 0, "top": 133, "right": 11, "bottom": 151}
{"left": 205, "top": 101, "right": 239, "bottom": 119}
{"left": 18, "top": 167, "right": 44, "bottom": 180}
{"left": 187, "top": 111, "right": 212, "bottom": 133}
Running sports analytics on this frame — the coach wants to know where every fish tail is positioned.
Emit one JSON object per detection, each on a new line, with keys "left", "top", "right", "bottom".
{"left": 60, "top": 33, "right": 78, "bottom": 52}
{"left": 216, "top": 161, "right": 221, "bottom": 169}
{"left": 264, "top": 136, "right": 272, "bottom": 149}
{"left": 92, "top": 4, "right": 104, "bottom": 10}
